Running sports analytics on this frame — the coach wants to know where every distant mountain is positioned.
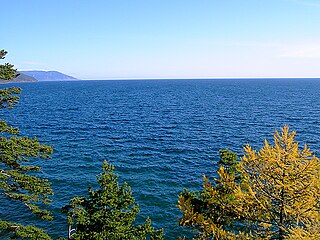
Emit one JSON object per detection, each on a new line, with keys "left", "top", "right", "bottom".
{"left": 0, "top": 72, "right": 38, "bottom": 83}
{"left": 15, "top": 73, "right": 38, "bottom": 82}
{"left": 19, "top": 71, "right": 78, "bottom": 81}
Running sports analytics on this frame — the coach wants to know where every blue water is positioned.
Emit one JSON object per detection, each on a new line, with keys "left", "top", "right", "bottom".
{"left": 2, "top": 79, "right": 320, "bottom": 239}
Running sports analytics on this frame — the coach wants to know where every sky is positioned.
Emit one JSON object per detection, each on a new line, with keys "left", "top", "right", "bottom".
{"left": 2, "top": 0, "right": 320, "bottom": 79}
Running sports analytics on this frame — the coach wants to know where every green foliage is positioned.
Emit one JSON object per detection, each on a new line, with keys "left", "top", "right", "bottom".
{"left": 0, "top": 87, "right": 22, "bottom": 109}
{"left": 0, "top": 50, "right": 19, "bottom": 80}
{"left": 218, "top": 149, "right": 239, "bottom": 174}
{"left": 0, "top": 220, "right": 51, "bottom": 240}
{"left": 178, "top": 126, "right": 320, "bottom": 239}
{"left": 0, "top": 50, "right": 53, "bottom": 239}
{"left": 178, "top": 149, "right": 249, "bottom": 239}
{"left": 63, "top": 160, "right": 164, "bottom": 240}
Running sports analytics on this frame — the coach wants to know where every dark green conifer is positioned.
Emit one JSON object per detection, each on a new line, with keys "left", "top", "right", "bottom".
{"left": 64, "top": 161, "right": 164, "bottom": 240}
{"left": 0, "top": 50, "right": 53, "bottom": 239}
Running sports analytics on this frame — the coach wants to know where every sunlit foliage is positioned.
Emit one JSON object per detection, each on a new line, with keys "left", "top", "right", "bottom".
{"left": 178, "top": 126, "right": 320, "bottom": 239}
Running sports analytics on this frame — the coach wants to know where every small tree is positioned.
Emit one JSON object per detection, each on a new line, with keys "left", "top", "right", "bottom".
{"left": 178, "top": 149, "right": 248, "bottom": 239}
{"left": 64, "top": 161, "right": 164, "bottom": 240}
{"left": 0, "top": 50, "right": 53, "bottom": 239}
{"left": 178, "top": 126, "right": 320, "bottom": 239}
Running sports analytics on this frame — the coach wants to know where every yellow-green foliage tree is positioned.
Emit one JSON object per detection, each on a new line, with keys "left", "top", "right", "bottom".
{"left": 241, "top": 125, "right": 320, "bottom": 239}
{"left": 178, "top": 125, "right": 320, "bottom": 239}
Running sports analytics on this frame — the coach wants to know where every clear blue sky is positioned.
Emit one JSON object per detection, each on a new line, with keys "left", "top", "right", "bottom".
{"left": 2, "top": 0, "right": 320, "bottom": 79}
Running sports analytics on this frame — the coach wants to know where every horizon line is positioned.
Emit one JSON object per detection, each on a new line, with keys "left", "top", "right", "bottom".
{"left": 80, "top": 76, "right": 320, "bottom": 81}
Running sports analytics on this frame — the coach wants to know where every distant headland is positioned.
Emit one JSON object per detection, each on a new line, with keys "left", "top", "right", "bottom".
{"left": 1, "top": 70, "right": 78, "bottom": 83}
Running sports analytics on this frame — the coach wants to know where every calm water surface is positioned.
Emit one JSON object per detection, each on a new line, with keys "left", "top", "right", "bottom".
{"left": 2, "top": 79, "right": 320, "bottom": 239}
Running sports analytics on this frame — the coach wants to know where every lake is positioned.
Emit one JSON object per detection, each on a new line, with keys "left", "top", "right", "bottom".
{"left": 2, "top": 78, "right": 320, "bottom": 239}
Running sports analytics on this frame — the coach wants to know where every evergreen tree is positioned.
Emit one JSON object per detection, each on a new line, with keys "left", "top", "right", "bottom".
{"left": 178, "top": 149, "right": 248, "bottom": 239}
{"left": 0, "top": 50, "right": 53, "bottom": 239}
{"left": 63, "top": 161, "right": 164, "bottom": 240}
{"left": 178, "top": 126, "right": 320, "bottom": 239}
{"left": 0, "top": 50, "right": 19, "bottom": 81}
